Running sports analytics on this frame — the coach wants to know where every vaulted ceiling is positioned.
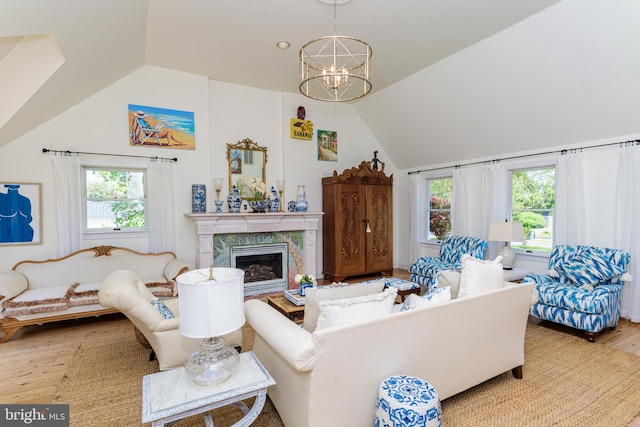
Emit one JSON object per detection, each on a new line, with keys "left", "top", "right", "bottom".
{"left": 5, "top": 1, "right": 639, "bottom": 171}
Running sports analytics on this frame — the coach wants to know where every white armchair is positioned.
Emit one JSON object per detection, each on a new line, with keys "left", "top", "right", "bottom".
{"left": 98, "top": 269, "right": 242, "bottom": 371}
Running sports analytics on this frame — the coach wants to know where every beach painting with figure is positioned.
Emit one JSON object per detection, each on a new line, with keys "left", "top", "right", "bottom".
{"left": 0, "top": 182, "right": 42, "bottom": 245}
{"left": 128, "top": 104, "right": 195, "bottom": 150}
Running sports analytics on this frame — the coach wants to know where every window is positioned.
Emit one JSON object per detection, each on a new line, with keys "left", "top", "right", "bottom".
{"left": 427, "top": 177, "right": 452, "bottom": 241}
{"left": 509, "top": 167, "right": 555, "bottom": 253}
{"left": 83, "top": 168, "right": 146, "bottom": 232}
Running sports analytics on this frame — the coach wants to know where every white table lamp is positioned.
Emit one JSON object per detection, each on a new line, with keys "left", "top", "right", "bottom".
{"left": 488, "top": 221, "right": 525, "bottom": 270}
{"left": 177, "top": 267, "right": 245, "bottom": 386}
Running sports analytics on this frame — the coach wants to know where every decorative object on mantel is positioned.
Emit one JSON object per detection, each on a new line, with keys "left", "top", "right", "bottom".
{"left": 288, "top": 201, "right": 297, "bottom": 212}
{"left": 276, "top": 180, "right": 285, "bottom": 212}
{"left": 191, "top": 184, "right": 206, "bottom": 213}
{"left": 296, "top": 185, "right": 308, "bottom": 212}
{"left": 299, "top": 0, "right": 372, "bottom": 102}
{"left": 213, "top": 178, "right": 224, "bottom": 214}
{"left": 227, "top": 185, "right": 241, "bottom": 213}
{"left": 249, "top": 200, "right": 268, "bottom": 213}
{"left": 268, "top": 186, "right": 280, "bottom": 213}
{"left": 295, "top": 273, "right": 316, "bottom": 297}
{"left": 237, "top": 176, "right": 266, "bottom": 201}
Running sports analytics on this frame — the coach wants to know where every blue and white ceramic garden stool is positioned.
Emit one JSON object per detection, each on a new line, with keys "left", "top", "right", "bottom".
{"left": 375, "top": 375, "right": 442, "bottom": 427}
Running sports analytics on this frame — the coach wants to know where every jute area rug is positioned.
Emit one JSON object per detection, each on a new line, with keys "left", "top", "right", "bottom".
{"left": 53, "top": 323, "right": 640, "bottom": 426}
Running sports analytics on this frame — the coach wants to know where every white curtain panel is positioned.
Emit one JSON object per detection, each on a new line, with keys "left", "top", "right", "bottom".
{"left": 614, "top": 144, "right": 640, "bottom": 323}
{"left": 451, "top": 166, "right": 468, "bottom": 236}
{"left": 408, "top": 173, "right": 426, "bottom": 264}
{"left": 52, "top": 155, "right": 82, "bottom": 256}
{"left": 147, "top": 159, "right": 176, "bottom": 253}
{"left": 554, "top": 151, "right": 586, "bottom": 245}
{"left": 481, "top": 162, "right": 507, "bottom": 260}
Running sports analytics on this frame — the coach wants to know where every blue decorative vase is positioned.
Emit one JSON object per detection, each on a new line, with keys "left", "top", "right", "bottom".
{"left": 299, "top": 281, "right": 313, "bottom": 297}
{"left": 227, "top": 185, "right": 241, "bottom": 213}
{"left": 268, "top": 186, "right": 280, "bottom": 212}
{"left": 288, "top": 200, "right": 297, "bottom": 212}
{"left": 192, "top": 184, "right": 206, "bottom": 213}
{"left": 296, "top": 184, "right": 308, "bottom": 212}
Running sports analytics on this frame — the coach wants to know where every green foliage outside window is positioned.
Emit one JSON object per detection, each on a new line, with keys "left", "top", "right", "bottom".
{"left": 85, "top": 169, "right": 145, "bottom": 229}
{"left": 428, "top": 178, "right": 452, "bottom": 240}
{"left": 511, "top": 168, "right": 555, "bottom": 252}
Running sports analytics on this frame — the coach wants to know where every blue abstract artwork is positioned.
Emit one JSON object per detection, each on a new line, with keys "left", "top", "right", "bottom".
{"left": 0, "top": 183, "right": 41, "bottom": 245}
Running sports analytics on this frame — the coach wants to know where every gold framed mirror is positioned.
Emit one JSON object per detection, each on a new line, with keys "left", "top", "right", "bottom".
{"left": 227, "top": 138, "right": 267, "bottom": 196}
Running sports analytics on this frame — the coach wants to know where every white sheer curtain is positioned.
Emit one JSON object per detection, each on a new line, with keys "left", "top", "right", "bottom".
{"left": 614, "top": 144, "right": 640, "bottom": 322}
{"left": 147, "top": 159, "right": 176, "bottom": 253}
{"left": 554, "top": 151, "right": 586, "bottom": 245}
{"left": 408, "top": 173, "right": 427, "bottom": 264}
{"left": 53, "top": 154, "right": 82, "bottom": 256}
{"left": 481, "top": 162, "right": 507, "bottom": 260}
{"left": 451, "top": 166, "right": 468, "bottom": 236}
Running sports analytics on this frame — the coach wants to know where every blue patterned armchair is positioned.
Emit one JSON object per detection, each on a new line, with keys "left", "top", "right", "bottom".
{"left": 525, "top": 245, "right": 631, "bottom": 342}
{"left": 409, "top": 236, "right": 488, "bottom": 291}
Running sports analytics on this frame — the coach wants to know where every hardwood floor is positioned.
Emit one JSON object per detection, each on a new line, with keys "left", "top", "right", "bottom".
{"left": 1, "top": 268, "right": 639, "bottom": 425}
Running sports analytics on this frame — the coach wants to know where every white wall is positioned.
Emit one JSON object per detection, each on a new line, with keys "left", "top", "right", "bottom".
{"left": 0, "top": 66, "right": 395, "bottom": 276}
{"left": 394, "top": 133, "right": 637, "bottom": 275}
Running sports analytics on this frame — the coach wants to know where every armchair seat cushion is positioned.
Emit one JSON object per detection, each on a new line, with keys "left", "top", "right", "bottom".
{"left": 536, "top": 282, "right": 622, "bottom": 315}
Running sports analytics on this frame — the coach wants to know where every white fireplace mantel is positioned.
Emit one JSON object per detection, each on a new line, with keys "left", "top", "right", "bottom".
{"left": 185, "top": 212, "right": 324, "bottom": 273}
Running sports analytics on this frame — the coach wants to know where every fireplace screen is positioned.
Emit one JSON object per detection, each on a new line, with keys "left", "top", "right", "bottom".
{"left": 230, "top": 243, "right": 288, "bottom": 296}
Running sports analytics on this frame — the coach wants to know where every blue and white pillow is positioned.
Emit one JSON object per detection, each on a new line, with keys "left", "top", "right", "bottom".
{"left": 151, "top": 299, "right": 175, "bottom": 319}
{"left": 401, "top": 287, "right": 451, "bottom": 311}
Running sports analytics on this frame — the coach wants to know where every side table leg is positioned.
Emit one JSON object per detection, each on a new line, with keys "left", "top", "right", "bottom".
{"left": 231, "top": 389, "right": 267, "bottom": 427}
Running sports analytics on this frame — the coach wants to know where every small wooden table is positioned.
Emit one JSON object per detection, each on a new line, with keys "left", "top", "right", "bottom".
{"left": 266, "top": 295, "right": 305, "bottom": 324}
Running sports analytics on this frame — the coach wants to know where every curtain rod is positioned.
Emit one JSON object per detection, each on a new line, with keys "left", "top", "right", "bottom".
{"left": 407, "top": 138, "right": 640, "bottom": 175}
{"left": 42, "top": 148, "right": 177, "bottom": 162}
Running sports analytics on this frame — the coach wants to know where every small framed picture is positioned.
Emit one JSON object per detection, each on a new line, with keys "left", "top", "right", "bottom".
{"left": 0, "top": 182, "right": 42, "bottom": 245}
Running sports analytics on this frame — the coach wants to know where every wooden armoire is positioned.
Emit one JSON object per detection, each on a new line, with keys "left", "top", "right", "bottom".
{"left": 322, "top": 160, "right": 393, "bottom": 282}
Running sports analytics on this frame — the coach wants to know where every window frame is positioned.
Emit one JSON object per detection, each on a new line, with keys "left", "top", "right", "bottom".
{"left": 82, "top": 164, "right": 148, "bottom": 236}
{"left": 423, "top": 174, "right": 453, "bottom": 244}
{"left": 506, "top": 158, "right": 556, "bottom": 258}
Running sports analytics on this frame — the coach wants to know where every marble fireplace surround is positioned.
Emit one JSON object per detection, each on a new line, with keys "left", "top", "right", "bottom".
{"left": 185, "top": 212, "right": 323, "bottom": 288}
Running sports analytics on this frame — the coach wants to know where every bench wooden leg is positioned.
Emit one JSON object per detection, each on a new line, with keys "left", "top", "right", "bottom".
{"left": 511, "top": 365, "right": 523, "bottom": 379}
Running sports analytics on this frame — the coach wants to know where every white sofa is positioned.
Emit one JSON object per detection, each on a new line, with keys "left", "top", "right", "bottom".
{"left": 245, "top": 280, "right": 534, "bottom": 427}
{"left": 0, "top": 246, "right": 189, "bottom": 342}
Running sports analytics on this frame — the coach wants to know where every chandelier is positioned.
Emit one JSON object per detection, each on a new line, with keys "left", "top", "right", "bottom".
{"left": 299, "top": 0, "right": 372, "bottom": 102}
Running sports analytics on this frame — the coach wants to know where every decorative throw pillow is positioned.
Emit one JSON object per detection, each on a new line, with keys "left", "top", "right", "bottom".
{"left": 401, "top": 286, "right": 452, "bottom": 311}
{"left": 303, "top": 279, "right": 385, "bottom": 332}
{"left": 151, "top": 299, "right": 175, "bottom": 319}
{"left": 556, "top": 248, "right": 625, "bottom": 286}
{"left": 438, "top": 270, "right": 461, "bottom": 299}
{"left": 458, "top": 254, "right": 504, "bottom": 298}
{"left": 315, "top": 287, "right": 397, "bottom": 331}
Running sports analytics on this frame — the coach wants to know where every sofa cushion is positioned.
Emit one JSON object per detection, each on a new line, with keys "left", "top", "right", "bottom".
{"left": 438, "top": 270, "right": 461, "bottom": 299}
{"left": 2, "top": 285, "right": 70, "bottom": 317}
{"left": 315, "top": 287, "right": 397, "bottom": 331}
{"left": 556, "top": 247, "right": 626, "bottom": 286}
{"left": 401, "top": 286, "right": 451, "bottom": 311}
{"left": 458, "top": 255, "right": 504, "bottom": 298}
{"left": 303, "top": 279, "right": 385, "bottom": 332}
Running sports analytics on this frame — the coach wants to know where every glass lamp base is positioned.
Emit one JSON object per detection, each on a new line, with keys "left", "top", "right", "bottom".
{"left": 184, "top": 336, "right": 240, "bottom": 386}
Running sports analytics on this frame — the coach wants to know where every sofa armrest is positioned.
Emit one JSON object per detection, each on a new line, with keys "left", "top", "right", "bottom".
{"left": 154, "top": 317, "right": 181, "bottom": 332}
{"left": 164, "top": 258, "right": 190, "bottom": 281}
{"left": 245, "top": 299, "right": 316, "bottom": 372}
{"left": 0, "top": 271, "right": 28, "bottom": 303}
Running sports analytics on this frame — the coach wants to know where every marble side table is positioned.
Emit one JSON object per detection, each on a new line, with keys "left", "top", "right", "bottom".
{"left": 142, "top": 351, "right": 275, "bottom": 427}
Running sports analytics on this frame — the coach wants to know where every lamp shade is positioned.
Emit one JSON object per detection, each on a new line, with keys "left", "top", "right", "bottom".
{"left": 488, "top": 222, "right": 526, "bottom": 243}
{"left": 177, "top": 267, "right": 245, "bottom": 338}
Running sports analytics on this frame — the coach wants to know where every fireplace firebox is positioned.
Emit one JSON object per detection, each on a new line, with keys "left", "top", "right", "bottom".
{"left": 230, "top": 243, "right": 288, "bottom": 296}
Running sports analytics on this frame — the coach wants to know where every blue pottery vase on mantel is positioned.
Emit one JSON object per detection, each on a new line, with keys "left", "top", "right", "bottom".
{"left": 268, "top": 186, "right": 280, "bottom": 212}
{"left": 227, "top": 185, "right": 241, "bottom": 213}
{"left": 192, "top": 184, "right": 206, "bottom": 213}
{"left": 296, "top": 184, "right": 308, "bottom": 212}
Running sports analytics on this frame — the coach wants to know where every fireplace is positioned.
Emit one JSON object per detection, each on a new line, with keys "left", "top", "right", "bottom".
{"left": 230, "top": 243, "right": 288, "bottom": 296}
